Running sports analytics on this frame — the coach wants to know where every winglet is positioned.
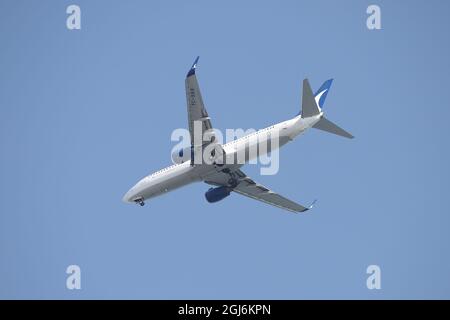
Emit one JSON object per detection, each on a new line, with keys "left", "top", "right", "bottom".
{"left": 187, "top": 56, "right": 200, "bottom": 77}
{"left": 301, "top": 199, "right": 317, "bottom": 212}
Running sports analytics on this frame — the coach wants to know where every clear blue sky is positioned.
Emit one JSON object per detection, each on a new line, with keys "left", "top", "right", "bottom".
{"left": 1, "top": 0, "right": 449, "bottom": 299}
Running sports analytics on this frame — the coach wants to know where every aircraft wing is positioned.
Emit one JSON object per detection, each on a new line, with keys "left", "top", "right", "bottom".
{"left": 204, "top": 169, "right": 315, "bottom": 213}
{"left": 185, "top": 56, "right": 215, "bottom": 147}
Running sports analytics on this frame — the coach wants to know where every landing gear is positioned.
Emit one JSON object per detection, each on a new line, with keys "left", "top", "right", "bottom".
{"left": 228, "top": 178, "right": 238, "bottom": 188}
{"left": 134, "top": 198, "right": 145, "bottom": 206}
{"left": 221, "top": 168, "right": 239, "bottom": 188}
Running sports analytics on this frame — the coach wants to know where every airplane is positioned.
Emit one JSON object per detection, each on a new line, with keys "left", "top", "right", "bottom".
{"left": 122, "top": 57, "right": 353, "bottom": 213}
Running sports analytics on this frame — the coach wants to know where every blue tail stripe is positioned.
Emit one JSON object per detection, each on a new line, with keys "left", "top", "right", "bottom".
{"left": 314, "top": 79, "right": 333, "bottom": 108}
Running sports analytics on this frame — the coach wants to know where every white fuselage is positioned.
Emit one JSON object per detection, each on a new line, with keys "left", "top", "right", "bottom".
{"left": 122, "top": 113, "right": 322, "bottom": 204}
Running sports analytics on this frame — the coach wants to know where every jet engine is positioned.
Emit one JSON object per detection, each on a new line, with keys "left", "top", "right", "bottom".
{"left": 205, "top": 186, "right": 232, "bottom": 203}
{"left": 171, "top": 146, "right": 193, "bottom": 164}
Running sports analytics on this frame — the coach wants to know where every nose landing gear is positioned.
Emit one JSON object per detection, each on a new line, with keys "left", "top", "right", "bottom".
{"left": 133, "top": 198, "right": 145, "bottom": 206}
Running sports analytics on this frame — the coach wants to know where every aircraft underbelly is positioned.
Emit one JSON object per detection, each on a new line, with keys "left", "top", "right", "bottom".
{"left": 140, "top": 166, "right": 198, "bottom": 200}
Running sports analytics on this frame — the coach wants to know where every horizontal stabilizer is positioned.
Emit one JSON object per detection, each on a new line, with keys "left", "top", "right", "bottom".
{"left": 313, "top": 117, "right": 354, "bottom": 139}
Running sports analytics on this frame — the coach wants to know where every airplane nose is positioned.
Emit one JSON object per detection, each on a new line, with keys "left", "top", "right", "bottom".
{"left": 122, "top": 188, "right": 134, "bottom": 203}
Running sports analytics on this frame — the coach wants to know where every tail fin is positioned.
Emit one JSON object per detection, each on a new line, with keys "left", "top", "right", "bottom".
{"left": 301, "top": 79, "right": 321, "bottom": 118}
{"left": 313, "top": 117, "right": 354, "bottom": 139}
{"left": 314, "top": 79, "right": 333, "bottom": 109}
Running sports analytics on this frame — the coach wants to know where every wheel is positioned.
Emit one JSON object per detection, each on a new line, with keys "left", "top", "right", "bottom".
{"left": 139, "top": 201, "right": 145, "bottom": 206}
{"left": 228, "top": 178, "right": 238, "bottom": 188}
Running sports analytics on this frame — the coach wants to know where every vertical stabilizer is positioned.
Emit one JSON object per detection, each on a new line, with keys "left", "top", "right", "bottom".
{"left": 301, "top": 79, "right": 321, "bottom": 118}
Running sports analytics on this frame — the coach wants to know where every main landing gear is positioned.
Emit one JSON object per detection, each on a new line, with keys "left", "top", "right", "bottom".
{"left": 221, "top": 168, "right": 239, "bottom": 188}
{"left": 228, "top": 178, "right": 238, "bottom": 188}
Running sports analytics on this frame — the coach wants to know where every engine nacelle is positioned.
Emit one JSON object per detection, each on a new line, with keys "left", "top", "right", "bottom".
{"left": 171, "top": 146, "right": 193, "bottom": 164}
{"left": 205, "top": 186, "right": 232, "bottom": 203}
